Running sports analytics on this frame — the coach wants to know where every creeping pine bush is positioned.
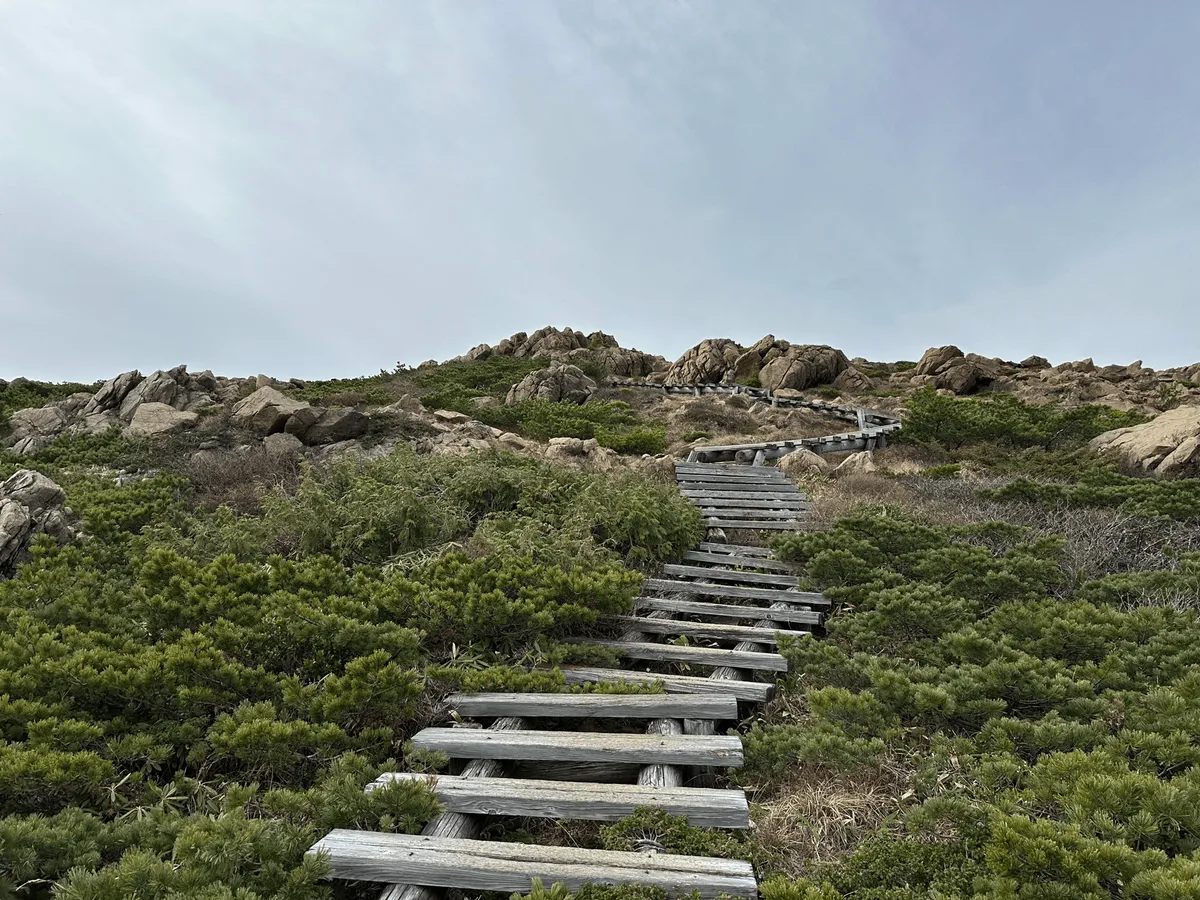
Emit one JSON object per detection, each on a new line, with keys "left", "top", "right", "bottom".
{"left": 0, "top": 442, "right": 700, "bottom": 896}
{"left": 984, "top": 471, "right": 1200, "bottom": 523}
{"left": 747, "top": 512, "right": 1200, "bottom": 898}
{"left": 0, "top": 379, "right": 99, "bottom": 428}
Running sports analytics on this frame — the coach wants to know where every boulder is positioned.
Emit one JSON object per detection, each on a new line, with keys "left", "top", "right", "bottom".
{"left": 664, "top": 339, "right": 744, "bottom": 384}
{"left": 913, "top": 346, "right": 964, "bottom": 377}
{"left": 5, "top": 405, "right": 69, "bottom": 453}
{"left": 378, "top": 394, "right": 425, "bottom": 415}
{"left": 293, "top": 408, "right": 369, "bottom": 445}
{"left": 778, "top": 448, "right": 830, "bottom": 478}
{"left": 433, "top": 409, "right": 473, "bottom": 425}
{"left": 231, "top": 386, "right": 309, "bottom": 434}
{"left": 831, "top": 451, "right": 878, "bottom": 478}
{"left": 1090, "top": 405, "right": 1200, "bottom": 478}
{"left": 569, "top": 346, "right": 666, "bottom": 378}
{"left": 933, "top": 358, "right": 982, "bottom": 395}
{"left": 758, "top": 346, "right": 850, "bottom": 391}
{"left": 128, "top": 402, "right": 199, "bottom": 437}
{"left": 1019, "top": 356, "right": 1051, "bottom": 370}
{"left": 1, "top": 470, "right": 66, "bottom": 513}
{"left": 505, "top": 363, "right": 596, "bottom": 405}
{"left": 118, "top": 370, "right": 181, "bottom": 419}
{"left": 834, "top": 366, "right": 875, "bottom": 393}
{"left": 0, "top": 470, "right": 74, "bottom": 574}
{"left": 83, "top": 370, "right": 144, "bottom": 415}
{"left": 729, "top": 350, "right": 763, "bottom": 384}
{"left": 466, "top": 343, "right": 493, "bottom": 361}
{"left": 263, "top": 432, "right": 305, "bottom": 457}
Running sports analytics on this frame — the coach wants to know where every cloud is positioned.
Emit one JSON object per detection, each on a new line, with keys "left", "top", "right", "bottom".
{"left": 1, "top": 0, "right": 1198, "bottom": 381}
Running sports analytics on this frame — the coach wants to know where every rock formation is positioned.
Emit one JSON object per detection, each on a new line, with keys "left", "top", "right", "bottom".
{"left": 506, "top": 363, "right": 596, "bottom": 405}
{"left": 0, "top": 470, "right": 76, "bottom": 575}
{"left": 1090, "top": 405, "right": 1200, "bottom": 478}
{"left": 662, "top": 336, "right": 849, "bottom": 390}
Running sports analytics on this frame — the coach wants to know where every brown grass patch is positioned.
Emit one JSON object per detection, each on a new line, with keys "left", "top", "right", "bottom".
{"left": 186, "top": 446, "right": 303, "bottom": 515}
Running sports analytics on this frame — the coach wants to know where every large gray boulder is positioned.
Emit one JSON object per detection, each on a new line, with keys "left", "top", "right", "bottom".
{"left": 506, "top": 363, "right": 596, "bottom": 405}
{"left": 231, "top": 386, "right": 309, "bottom": 434}
{"left": 285, "top": 406, "right": 369, "bottom": 445}
{"left": 664, "top": 339, "right": 743, "bottom": 385}
{"left": 758, "top": 346, "right": 850, "bottom": 392}
{"left": 0, "top": 470, "right": 75, "bottom": 574}
{"left": 128, "top": 402, "right": 199, "bottom": 437}
{"left": 1090, "top": 405, "right": 1200, "bottom": 478}
{"left": 5, "top": 406, "right": 69, "bottom": 454}
{"left": 83, "top": 370, "right": 144, "bottom": 415}
{"left": 118, "top": 370, "right": 181, "bottom": 419}
{"left": 914, "top": 346, "right": 965, "bottom": 377}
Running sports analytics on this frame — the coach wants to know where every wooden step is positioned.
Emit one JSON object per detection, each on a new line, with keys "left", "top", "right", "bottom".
{"left": 692, "top": 497, "right": 811, "bottom": 509}
{"left": 559, "top": 666, "right": 774, "bottom": 701}
{"left": 645, "top": 578, "right": 829, "bottom": 606}
{"left": 683, "top": 550, "right": 795, "bottom": 572}
{"left": 705, "top": 518, "right": 805, "bottom": 531}
{"left": 674, "top": 463, "right": 786, "bottom": 476}
{"left": 681, "top": 489, "right": 805, "bottom": 501}
{"left": 699, "top": 507, "right": 809, "bottom": 521}
{"left": 613, "top": 615, "right": 789, "bottom": 645}
{"left": 446, "top": 692, "right": 737, "bottom": 720}
{"left": 662, "top": 563, "right": 800, "bottom": 587}
{"left": 675, "top": 472, "right": 788, "bottom": 484}
{"left": 369, "top": 774, "right": 750, "bottom": 828}
{"left": 410, "top": 727, "right": 744, "bottom": 766}
{"left": 582, "top": 639, "right": 789, "bottom": 673}
{"left": 678, "top": 477, "right": 797, "bottom": 489}
{"left": 307, "top": 831, "right": 757, "bottom": 899}
{"left": 696, "top": 541, "right": 773, "bottom": 556}
{"left": 636, "top": 595, "right": 822, "bottom": 626}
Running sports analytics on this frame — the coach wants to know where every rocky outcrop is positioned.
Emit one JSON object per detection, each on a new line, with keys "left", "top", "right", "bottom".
{"left": 285, "top": 407, "right": 369, "bottom": 445}
{"left": 447, "top": 327, "right": 669, "bottom": 381}
{"left": 778, "top": 448, "right": 830, "bottom": 478}
{"left": 663, "top": 339, "right": 744, "bottom": 385}
{"left": 0, "top": 471, "right": 75, "bottom": 575}
{"left": 758, "top": 346, "right": 850, "bottom": 392}
{"left": 1090, "top": 405, "right": 1200, "bottom": 478}
{"left": 831, "top": 451, "right": 878, "bottom": 478}
{"left": 913, "top": 346, "right": 964, "bottom": 377}
{"left": 6, "top": 406, "right": 70, "bottom": 454}
{"left": 506, "top": 363, "right": 596, "bottom": 405}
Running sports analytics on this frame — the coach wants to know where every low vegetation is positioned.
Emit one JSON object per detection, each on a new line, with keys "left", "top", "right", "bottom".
{"left": 0, "top": 380, "right": 97, "bottom": 428}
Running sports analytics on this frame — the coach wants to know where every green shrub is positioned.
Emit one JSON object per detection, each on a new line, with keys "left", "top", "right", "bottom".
{"left": 984, "top": 471, "right": 1200, "bottom": 522}
{"left": 0, "top": 380, "right": 98, "bottom": 429}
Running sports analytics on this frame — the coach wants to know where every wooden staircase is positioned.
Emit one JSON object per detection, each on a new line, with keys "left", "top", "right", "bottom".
{"left": 308, "top": 393, "right": 895, "bottom": 899}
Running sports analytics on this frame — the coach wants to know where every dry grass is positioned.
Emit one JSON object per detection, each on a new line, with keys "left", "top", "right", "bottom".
{"left": 186, "top": 445, "right": 303, "bottom": 514}
{"left": 749, "top": 766, "right": 908, "bottom": 875}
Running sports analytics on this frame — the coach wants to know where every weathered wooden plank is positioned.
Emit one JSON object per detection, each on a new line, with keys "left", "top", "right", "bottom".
{"left": 635, "top": 595, "right": 822, "bottom": 626}
{"left": 680, "top": 489, "right": 806, "bottom": 501}
{"left": 645, "top": 578, "right": 829, "bottom": 606}
{"left": 696, "top": 541, "right": 773, "bottom": 557}
{"left": 410, "top": 728, "right": 744, "bottom": 766}
{"left": 308, "top": 831, "right": 758, "bottom": 899}
{"left": 662, "top": 563, "right": 800, "bottom": 587}
{"left": 369, "top": 774, "right": 751, "bottom": 828}
{"left": 612, "top": 615, "right": 785, "bottom": 645}
{"left": 683, "top": 550, "right": 795, "bottom": 572}
{"left": 559, "top": 666, "right": 774, "bottom": 702}
{"left": 677, "top": 476, "right": 795, "bottom": 489}
{"left": 675, "top": 470, "right": 788, "bottom": 483}
{"left": 691, "top": 497, "right": 811, "bottom": 509}
{"left": 699, "top": 507, "right": 808, "bottom": 521}
{"left": 583, "top": 639, "right": 788, "bottom": 673}
{"left": 674, "top": 462, "right": 786, "bottom": 473}
{"left": 704, "top": 518, "right": 805, "bottom": 530}
{"left": 638, "top": 716, "right": 684, "bottom": 789}
{"left": 446, "top": 692, "right": 737, "bottom": 720}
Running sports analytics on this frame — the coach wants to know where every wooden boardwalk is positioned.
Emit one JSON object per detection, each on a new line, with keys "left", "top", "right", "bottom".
{"left": 308, "top": 388, "right": 898, "bottom": 899}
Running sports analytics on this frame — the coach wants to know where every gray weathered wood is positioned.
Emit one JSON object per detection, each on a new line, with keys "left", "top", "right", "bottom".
{"left": 308, "top": 831, "right": 758, "bottom": 899}
{"left": 675, "top": 472, "right": 788, "bottom": 485}
{"left": 583, "top": 639, "right": 788, "bottom": 673}
{"left": 370, "top": 774, "right": 751, "bottom": 828}
{"left": 612, "top": 615, "right": 789, "bottom": 645}
{"left": 680, "top": 489, "right": 806, "bottom": 501}
{"left": 696, "top": 541, "right": 773, "bottom": 556}
{"left": 447, "top": 692, "right": 737, "bottom": 720}
{"left": 674, "top": 464, "right": 786, "bottom": 477}
{"left": 704, "top": 518, "right": 805, "bottom": 530}
{"left": 684, "top": 550, "right": 795, "bottom": 572}
{"left": 662, "top": 563, "right": 800, "bottom": 587}
{"left": 559, "top": 666, "right": 773, "bottom": 701}
{"left": 677, "top": 477, "right": 796, "bottom": 489}
{"left": 644, "top": 578, "right": 829, "bottom": 606}
{"left": 410, "top": 727, "right": 744, "bottom": 766}
{"left": 690, "top": 497, "right": 811, "bottom": 509}
{"left": 638, "top": 716, "right": 684, "bottom": 789}
{"left": 510, "top": 760, "right": 641, "bottom": 783}
{"left": 379, "top": 716, "right": 524, "bottom": 900}
{"left": 635, "top": 595, "right": 821, "bottom": 625}
{"left": 700, "top": 507, "right": 809, "bottom": 521}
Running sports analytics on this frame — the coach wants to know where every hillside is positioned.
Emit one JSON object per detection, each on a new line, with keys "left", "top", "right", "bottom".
{"left": 2, "top": 328, "right": 1199, "bottom": 900}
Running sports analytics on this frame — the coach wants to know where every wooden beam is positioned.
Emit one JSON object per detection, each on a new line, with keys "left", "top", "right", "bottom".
{"left": 446, "top": 692, "right": 737, "bottom": 720}
{"left": 583, "top": 639, "right": 788, "bottom": 673}
{"left": 645, "top": 578, "right": 829, "bottom": 606}
{"left": 698, "top": 507, "right": 809, "bottom": 522}
{"left": 635, "top": 595, "right": 822, "bottom": 626}
{"left": 410, "top": 727, "right": 744, "bottom": 766}
{"left": 612, "top": 615, "right": 789, "bottom": 645}
{"left": 683, "top": 550, "right": 795, "bottom": 572}
{"left": 690, "top": 497, "right": 811, "bottom": 509}
{"left": 558, "top": 666, "right": 773, "bottom": 702}
{"left": 677, "top": 477, "right": 795, "bottom": 489}
{"left": 696, "top": 541, "right": 773, "bottom": 556}
{"left": 703, "top": 519, "right": 805, "bottom": 531}
{"left": 369, "top": 774, "right": 751, "bottom": 829}
{"left": 662, "top": 563, "right": 800, "bottom": 587}
{"left": 307, "top": 831, "right": 758, "bottom": 900}
{"left": 680, "top": 489, "right": 806, "bottom": 501}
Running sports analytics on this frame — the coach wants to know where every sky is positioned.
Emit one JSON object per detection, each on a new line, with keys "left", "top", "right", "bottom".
{"left": 2, "top": 1, "right": 1199, "bottom": 383}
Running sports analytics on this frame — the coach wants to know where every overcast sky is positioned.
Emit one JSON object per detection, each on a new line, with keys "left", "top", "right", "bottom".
{"left": 2, "top": 1, "right": 1199, "bottom": 383}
